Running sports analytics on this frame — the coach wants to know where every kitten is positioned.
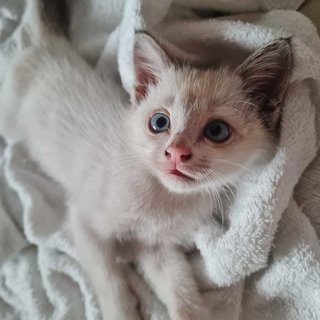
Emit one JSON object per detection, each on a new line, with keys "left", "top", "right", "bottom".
{"left": 0, "top": 0, "right": 292, "bottom": 319}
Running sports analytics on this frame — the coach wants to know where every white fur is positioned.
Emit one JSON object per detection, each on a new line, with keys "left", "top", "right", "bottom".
{"left": 0, "top": 26, "right": 216, "bottom": 320}
{"left": 0, "top": 3, "right": 290, "bottom": 319}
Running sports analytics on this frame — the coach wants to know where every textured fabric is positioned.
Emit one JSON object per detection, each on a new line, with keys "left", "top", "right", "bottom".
{"left": 173, "top": 0, "right": 305, "bottom": 12}
{"left": 1, "top": 0, "right": 320, "bottom": 319}
{"left": 301, "top": 0, "right": 320, "bottom": 33}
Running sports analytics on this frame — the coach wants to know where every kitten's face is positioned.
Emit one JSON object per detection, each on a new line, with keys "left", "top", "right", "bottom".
{"left": 129, "top": 67, "right": 272, "bottom": 193}
{"left": 130, "top": 33, "right": 292, "bottom": 194}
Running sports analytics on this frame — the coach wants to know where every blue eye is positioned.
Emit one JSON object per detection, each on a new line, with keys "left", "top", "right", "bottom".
{"left": 149, "top": 113, "right": 170, "bottom": 133}
{"left": 204, "top": 120, "right": 231, "bottom": 143}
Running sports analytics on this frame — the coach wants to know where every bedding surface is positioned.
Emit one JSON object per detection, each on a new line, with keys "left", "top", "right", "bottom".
{"left": 0, "top": 0, "right": 320, "bottom": 319}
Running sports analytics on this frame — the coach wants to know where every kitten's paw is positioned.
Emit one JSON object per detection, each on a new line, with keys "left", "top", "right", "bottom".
{"left": 171, "top": 304, "right": 212, "bottom": 320}
{"left": 101, "top": 293, "right": 142, "bottom": 320}
{"left": 103, "top": 306, "right": 142, "bottom": 320}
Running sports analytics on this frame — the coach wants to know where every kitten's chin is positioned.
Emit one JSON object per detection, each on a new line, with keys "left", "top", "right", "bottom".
{"left": 156, "top": 171, "right": 203, "bottom": 194}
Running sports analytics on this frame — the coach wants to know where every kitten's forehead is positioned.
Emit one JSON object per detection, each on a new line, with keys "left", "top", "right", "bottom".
{"left": 160, "top": 66, "right": 266, "bottom": 142}
{"left": 166, "top": 67, "right": 248, "bottom": 131}
{"left": 179, "top": 67, "right": 245, "bottom": 111}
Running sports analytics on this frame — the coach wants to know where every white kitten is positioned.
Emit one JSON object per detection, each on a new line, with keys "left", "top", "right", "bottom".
{"left": 0, "top": 1, "right": 292, "bottom": 319}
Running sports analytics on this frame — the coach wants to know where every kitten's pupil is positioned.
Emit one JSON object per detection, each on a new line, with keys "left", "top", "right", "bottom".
{"left": 204, "top": 120, "right": 230, "bottom": 143}
{"left": 149, "top": 113, "right": 170, "bottom": 133}
{"left": 156, "top": 117, "right": 167, "bottom": 128}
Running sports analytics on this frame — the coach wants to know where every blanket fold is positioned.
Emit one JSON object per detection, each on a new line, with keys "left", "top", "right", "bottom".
{"left": 0, "top": 0, "right": 319, "bottom": 319}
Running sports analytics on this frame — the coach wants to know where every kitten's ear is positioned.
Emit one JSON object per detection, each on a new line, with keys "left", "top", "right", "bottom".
{"left": 236, "top": 39, "right": 293, "bottom": 114}
{"left": 133, "top": 32, "right": 171, "bottom": 104}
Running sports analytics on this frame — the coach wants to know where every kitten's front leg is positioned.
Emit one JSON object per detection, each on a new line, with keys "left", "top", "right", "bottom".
{"left": 69, "top": 213, "right": 141, "bottom": 320}
{"left": 137, "top": 247, "right": 212, "bottom": 320}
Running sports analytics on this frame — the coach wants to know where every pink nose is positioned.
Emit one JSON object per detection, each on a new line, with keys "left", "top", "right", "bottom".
{"left": 165, "top": 145, "right": 192, "bottom": 163}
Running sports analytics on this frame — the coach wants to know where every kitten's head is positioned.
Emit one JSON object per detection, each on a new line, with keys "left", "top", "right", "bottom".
{"left": 128, "top": 32, "right": 292, "bottom": 194}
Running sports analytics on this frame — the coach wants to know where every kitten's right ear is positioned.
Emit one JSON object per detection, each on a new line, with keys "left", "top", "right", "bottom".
{"left": 133, "top": 32, "right": 171, "bottom": 104}
{"left": 236, "top": 39, "right": 292, "bottom": 115}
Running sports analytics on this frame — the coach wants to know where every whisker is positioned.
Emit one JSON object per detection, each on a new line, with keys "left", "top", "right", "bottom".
{"left": 214, "top": 159, "right": 254, "bottom": 174}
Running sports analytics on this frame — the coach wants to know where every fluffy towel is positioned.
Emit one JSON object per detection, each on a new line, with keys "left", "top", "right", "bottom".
{"left": 1, "top": 0, "right": 320, "bottom": 319}
{"left": 172, "top": 0, "right": 306, "bottom": 12}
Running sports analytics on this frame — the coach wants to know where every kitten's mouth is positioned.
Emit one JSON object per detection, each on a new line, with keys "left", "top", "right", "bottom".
{"left": 167, "top": 169, "right": 195, "bottom": 181}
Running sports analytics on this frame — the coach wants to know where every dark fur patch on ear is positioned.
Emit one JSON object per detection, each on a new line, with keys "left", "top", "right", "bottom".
{"left": 134, "top": 68, "right": 157, "bottom": 103}
{"left": 39, "top": 0, "right": 70, "bottom": 37}
{"left": 133, "top": 32, "right": 171, "bottom": 103}
{"left": 237, "top": 38, "right": 293, "bottom": 118}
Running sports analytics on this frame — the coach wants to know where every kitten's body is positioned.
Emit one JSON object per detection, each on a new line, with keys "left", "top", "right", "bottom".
{"left": 0, "top": 1, "right": 292, "bottom": 319}
{"left": 6, "top": 38, "right": 213, "bottom": 247}
{"left": 1, "top": 32, "right": 215, "bottom": 319}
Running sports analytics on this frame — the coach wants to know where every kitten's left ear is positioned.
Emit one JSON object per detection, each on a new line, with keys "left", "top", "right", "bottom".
{"left": 132, "top": 31, "right": 171, "bottom": 104}
{"left": 236, "top": 39, "right": 293, "bottom": 114}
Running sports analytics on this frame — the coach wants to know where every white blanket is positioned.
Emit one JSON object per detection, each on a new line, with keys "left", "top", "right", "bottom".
{"left": 1, "top": 0, "right": 320, "bottom": 319}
